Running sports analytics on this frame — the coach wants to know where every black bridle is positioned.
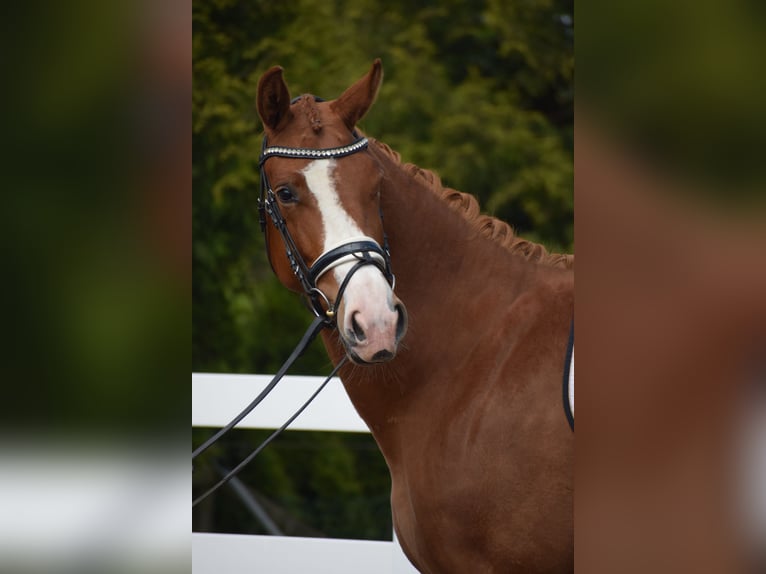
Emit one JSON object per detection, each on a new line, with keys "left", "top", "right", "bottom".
{"left": 258, "top": 127, "right": 394, "bottom": 322}
{"left": 193, "top": 101, "right": 397, "bottom": 507}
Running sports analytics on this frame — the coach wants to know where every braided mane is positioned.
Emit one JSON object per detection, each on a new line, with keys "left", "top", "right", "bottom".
{"left": 371, "top": 138, "right": 574, "bottom": 270}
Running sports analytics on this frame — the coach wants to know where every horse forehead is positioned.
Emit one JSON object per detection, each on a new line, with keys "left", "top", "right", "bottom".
{"left": 276, "top": 103, "right": 347, "bottom": 145}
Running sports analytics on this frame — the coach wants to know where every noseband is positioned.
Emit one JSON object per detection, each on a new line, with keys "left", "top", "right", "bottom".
{"left": 258, "top": 110, "right": 394, "bottom": 323}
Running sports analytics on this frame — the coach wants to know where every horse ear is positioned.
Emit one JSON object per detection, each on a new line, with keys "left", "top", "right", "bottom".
{"left": 331, "top": 59, "right": 383, "bottom": 130}
{"left": 257, "top": 66, "right": 293, "bottom": 132}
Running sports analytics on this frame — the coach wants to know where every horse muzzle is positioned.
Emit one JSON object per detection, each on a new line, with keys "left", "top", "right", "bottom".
{"left": 338, "top": 285, "right": 408, "bottom": 364}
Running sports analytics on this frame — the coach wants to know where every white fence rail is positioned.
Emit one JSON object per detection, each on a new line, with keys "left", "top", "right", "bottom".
{"left": 192, "top": 372, "right": 418, "bottom": 574}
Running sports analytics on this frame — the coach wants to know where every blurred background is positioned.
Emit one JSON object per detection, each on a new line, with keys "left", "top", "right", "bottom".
{"left": 577, "top": 0, "right": 766, "bottom": 205}
{"left": 192, "top": 0, "right": 573, "bottom": 541}
{"left": 0, "top": 1, "right": 189, "bottom": 573}
{"left": 576, "top": 1, "right": 766, "bottom": 572}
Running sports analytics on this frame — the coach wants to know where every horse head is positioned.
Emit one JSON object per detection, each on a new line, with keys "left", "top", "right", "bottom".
{"left": 256, "top": 60, "right": 407, "bottom": 364}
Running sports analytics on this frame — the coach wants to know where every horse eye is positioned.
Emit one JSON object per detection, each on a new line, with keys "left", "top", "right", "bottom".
{"left": 275, "top": 187, "right": 297, "bottom": 204}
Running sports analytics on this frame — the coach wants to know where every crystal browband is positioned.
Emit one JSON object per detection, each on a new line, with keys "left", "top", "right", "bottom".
{"left": 260, "top": 137, "right": 368, "bottom": 162}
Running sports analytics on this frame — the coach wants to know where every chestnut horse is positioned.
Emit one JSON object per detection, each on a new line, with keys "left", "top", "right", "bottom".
{"left": 256, "top": 60, "right": 574, "bottom": 573}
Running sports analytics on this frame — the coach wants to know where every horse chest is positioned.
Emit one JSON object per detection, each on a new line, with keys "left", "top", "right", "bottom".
{"left": 391, "top": 465, "right": 570, "bottom": 574}
{"left": 388, "top": 437, "right": 514, "bottom": 572}
{"left": 390, "top": 468, "right": 526, "bottom": 574}
{"left": 384, "top": 390, "right": 571, "bottom": 573}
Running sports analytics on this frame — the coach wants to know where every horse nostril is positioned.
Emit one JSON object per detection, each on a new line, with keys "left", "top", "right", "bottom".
{"left": 395, "top": 304, "right": 407, "bottom": 341}
{"left": 351, "top": 312, "right": 366, "bottom": 342}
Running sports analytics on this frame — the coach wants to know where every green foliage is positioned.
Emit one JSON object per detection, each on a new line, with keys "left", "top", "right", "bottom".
{"left": 193, "top": 429, "right": 392, "bottom": 539}
{"left": 578, "top": 0, "right": 766, "bottom": 197}
{"left": 193, "top": 0, "right": 572, "bottom": 539}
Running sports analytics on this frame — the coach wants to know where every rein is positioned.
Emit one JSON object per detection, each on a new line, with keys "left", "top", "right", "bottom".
{"left": 193, "top": 354, "right": 348, "bottom": 507}
{"left": 192, "top": 314, "right": 328, "bottom": 507}
{"left": 192, "top": 314, "right": 327, "bottom": 462}
{"left": 193, "top": 110, "right": 394, "bottom": 506}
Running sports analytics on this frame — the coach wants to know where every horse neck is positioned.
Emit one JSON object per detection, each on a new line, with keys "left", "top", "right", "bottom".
{"left": 324, "top": 144, "right": 545, "bottom": 458}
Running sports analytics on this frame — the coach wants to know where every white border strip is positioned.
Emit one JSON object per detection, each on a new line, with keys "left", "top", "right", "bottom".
{"left": 192, "top": 373, "right": 369, "bottom": 433}
{"left": 192, "top": 532, "right": 396, "bottom": 574}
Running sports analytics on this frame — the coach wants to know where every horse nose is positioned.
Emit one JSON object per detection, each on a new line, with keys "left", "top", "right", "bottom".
{"left": 344, "top": 300, "right": 407, "bottom": 363}
{"left": 349, "top": 303, "right": 407, "bottom": 345}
